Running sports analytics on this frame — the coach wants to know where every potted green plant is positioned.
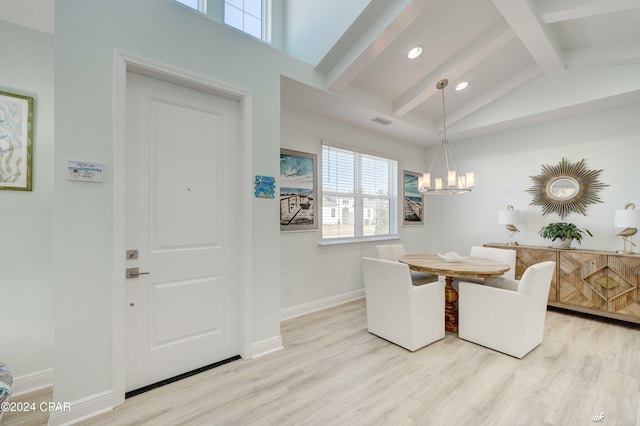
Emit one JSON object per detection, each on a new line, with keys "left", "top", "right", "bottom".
{"left": 539, "top": 222, "right": 592, "bottom": 249}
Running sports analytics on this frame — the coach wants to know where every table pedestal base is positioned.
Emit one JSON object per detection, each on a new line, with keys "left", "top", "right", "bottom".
{"left": 444, "top": 276, "right": 458, "bottom": 333}
{"left": 399, "top": 254, "right": 509, "bottom": 334}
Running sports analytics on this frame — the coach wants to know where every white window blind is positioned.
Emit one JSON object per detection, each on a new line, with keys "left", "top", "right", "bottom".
{"left": 322, "top": 144, "right": 398, "bottom": 240}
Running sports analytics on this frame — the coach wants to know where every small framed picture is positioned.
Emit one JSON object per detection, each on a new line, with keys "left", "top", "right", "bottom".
{"left": 255, "top": 175, "right": 275, "bottom": 198}
{"left": 280, "top": 148, "right": 318, "bottom": 231}
{"left": 0, "top": 90, "right": 34, "bottom": 191}
{"left": 403, "top": 170, "right": 424, "bottom": 225}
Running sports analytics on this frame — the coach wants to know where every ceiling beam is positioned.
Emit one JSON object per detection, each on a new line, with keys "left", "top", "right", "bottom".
{"left": 326, "top": 0, "right": 436, "bottom": 92}
{"left": 538, "top": 0, "right": 640, "bottom": 24}
{"left": 391, "top": 24, "right": 517, "bottom": 117}
{"left": 493, "top": 0, "right": 565, "bottom": 74}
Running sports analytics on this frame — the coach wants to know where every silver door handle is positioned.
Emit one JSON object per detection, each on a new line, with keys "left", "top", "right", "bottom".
{"left": 126, "top": 268, "right": 150, "bottom": 279}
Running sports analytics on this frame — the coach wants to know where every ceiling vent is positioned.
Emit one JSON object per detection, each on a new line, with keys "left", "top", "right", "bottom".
{"left": 372, "top": 117, "right": 392, "bottom": 126}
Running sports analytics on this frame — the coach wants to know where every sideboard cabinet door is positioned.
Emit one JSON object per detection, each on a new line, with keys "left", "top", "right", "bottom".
{"left": 558, "top": 251, "right": 640, "bottom": 321}
{"left": 558, "top": 251, "right": 608, "bottom": 312}
{"left": 604, "top": 255, "right": 640, "bottom": 320}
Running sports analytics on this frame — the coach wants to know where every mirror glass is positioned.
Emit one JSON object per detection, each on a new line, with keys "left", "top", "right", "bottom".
{"left": 546, "top": 177, "right": 579, "bottom": 201}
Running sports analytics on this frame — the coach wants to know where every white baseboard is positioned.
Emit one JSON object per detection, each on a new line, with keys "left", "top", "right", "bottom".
{"left": 12, "top": 369, "right": 53, "bottom": 397}
{"left": 250, "top": 335, "right": 283, "bottom": 358}
{"left": 47, "top": 390, "right": 113, "bottom": 426}
{"left": 280, "top": 289, "right": 365, "bottom": 321}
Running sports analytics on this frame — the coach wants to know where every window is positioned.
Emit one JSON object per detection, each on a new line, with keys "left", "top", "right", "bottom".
{"left": 322, "top": 144, "right": 398, "bottom": 240}
{"left": 175, "top": 0, "right": 206, "bottom": 12}
{"left": 174, "top": 0, "right": 269, "bottom": 42}
{"left": 225, "top": 0, "right": 263, "bottom": 40}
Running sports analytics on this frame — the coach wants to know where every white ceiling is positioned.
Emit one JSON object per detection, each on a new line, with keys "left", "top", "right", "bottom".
{"left": 0, "top": 0, "right": 53, "bottom": 35}
{"left": 2, "top": 0, "right": 639, "bottom": 147}
{"left": 282, "top": 0, "right": 640, "bottom": 146}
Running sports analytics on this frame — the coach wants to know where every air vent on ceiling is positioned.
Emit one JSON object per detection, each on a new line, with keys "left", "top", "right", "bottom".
{"left": 372, "top": 117, "right": 393, "bottom": 126}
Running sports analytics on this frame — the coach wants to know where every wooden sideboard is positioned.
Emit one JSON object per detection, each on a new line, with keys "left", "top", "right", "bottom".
{"left": 485, "top": 243, "right": 640, "bottom": 324}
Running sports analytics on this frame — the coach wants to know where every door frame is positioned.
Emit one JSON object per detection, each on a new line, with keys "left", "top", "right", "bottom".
{"left": 112, "top": 50, "right": 253, "bottom": 407}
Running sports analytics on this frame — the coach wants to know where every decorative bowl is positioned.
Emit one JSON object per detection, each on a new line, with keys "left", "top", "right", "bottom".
{"left": 437, "top": 252, "right": 468, "bottom": 262}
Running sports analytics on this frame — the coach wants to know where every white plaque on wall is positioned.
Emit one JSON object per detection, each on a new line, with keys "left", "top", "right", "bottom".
{"left": 67, "top": 160, "right": 104, "bottom": 183}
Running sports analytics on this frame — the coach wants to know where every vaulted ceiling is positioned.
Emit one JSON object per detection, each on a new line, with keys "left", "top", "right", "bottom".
{"left": 2, "top": 0, "right": 639, "bottom": 147}
{"left": 282, "top": 0, "right": 640, "bottom": 146}
{"left": 0, "top": 0, "right": 53, "bottom": 35}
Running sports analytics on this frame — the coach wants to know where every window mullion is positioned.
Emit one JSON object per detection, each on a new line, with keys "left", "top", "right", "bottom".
{"left": 388, "top": 163, "right": 397, "bottom": 234}
{"left": 262, "top": 0, "right": 270, "bottom": 42}
{"left": 354, "top": 153, "right": 363, "bottom": 237}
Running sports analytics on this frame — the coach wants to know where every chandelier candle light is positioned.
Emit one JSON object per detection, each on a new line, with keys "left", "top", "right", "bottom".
{"left": 418, "top": 79, "right": 474, "bottom": 195}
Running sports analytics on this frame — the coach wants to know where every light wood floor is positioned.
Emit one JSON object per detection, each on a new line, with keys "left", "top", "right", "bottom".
{"left": 5, "top": 299, "right": 640, "bottom": 425}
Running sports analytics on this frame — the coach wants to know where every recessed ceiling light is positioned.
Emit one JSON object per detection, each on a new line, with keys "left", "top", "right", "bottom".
{"left": 407, "top": 46, "right": 423, "bottom": 60}
{"left": 455, "top": 81, "right": 469, "bottom": 91}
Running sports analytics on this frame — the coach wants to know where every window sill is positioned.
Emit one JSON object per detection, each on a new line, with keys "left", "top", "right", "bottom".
{"left": 318, "top": 235, "right": 400, "bottom": 247}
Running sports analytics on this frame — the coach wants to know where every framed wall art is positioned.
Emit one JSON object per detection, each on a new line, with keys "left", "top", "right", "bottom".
{"left": 527, "top": 158, "right": 608, "bottom": 219}
{"left": 254, "top": 175, "right": 275, "bottom": 198}
{"left": 403, "top": 170, "right": 424, "bottom": 225}
{"left": 280, "top": 148, "right": 317, "bottom": 231}
{"left": 0, "top": 90, "right": 34, "bottom": 191}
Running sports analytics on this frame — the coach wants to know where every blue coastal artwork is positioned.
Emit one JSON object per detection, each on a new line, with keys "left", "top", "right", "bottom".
{"left": 280, "top": 149, "right": 317, "bottom": 231}
{"left": 255, "top": 175, "right": 275, "bottom": 198}
{"left": 403, "top": 171, "right": 423, "bottom": 224}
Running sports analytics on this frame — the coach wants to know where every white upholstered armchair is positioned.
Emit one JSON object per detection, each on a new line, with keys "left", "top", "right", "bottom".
{"left": 374, "top": 243, "right": 406, "bottom": 261}
{"left": 375, "top": 244, "right": 439, "bottom": 285}
{"left": 469, "top": 245, "right": 516, "bottom": 284}
{"left": 458, "top": 261, "right": 556, "bottom": 358}
{"left": 469, "top": 245, "right": 516, "bottom": 280}
{"left": 362, "top": 257, "right": 445, "bottom": 351}
{"left": 451, "top": 245, "right": 517, "bottom": 292}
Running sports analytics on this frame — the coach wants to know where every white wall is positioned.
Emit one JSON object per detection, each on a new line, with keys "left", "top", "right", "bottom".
{"left": 52, "top": 0, "right": 323, "bottom": 414}
{"left": 424, "top": 101, "right": 640, "bottom": 255}
{"left": 283, "top": 0, "right": 370, "bottom": 66}
{"left": 0, "top": 21, "right": 54, "bottom": 390}
{"left": 280, "top": 105, "right": 430, "bottom": 315}
{"left": 280, "top": 101, "right": 640, "bottom": 317}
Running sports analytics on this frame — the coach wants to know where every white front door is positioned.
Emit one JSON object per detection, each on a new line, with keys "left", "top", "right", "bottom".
{"left": 125, "top": 72, "right": 240, "bottom": 392}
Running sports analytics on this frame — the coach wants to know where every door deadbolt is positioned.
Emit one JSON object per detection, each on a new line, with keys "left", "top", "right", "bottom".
{"left": 126, "top": 267, "right": 150, "bottom": 279}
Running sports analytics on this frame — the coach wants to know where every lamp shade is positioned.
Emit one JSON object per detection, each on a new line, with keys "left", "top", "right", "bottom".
{"left": 614, "top": 209, "right": 640, "bottom": 228}
{"left": 498, "top": 209, "right": 520, "bottom": 225}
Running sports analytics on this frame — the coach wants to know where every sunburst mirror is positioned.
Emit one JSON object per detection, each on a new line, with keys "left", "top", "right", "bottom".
{"left": 526, "top": 158, "right": 608, "bottom": 219}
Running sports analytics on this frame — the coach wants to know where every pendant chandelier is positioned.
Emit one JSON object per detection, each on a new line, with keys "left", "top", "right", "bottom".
{"left": 418, "top": 79, "right": 474, "bottom": 195}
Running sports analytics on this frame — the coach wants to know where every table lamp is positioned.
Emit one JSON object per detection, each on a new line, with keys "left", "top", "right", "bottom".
{"left": 498, "top": 204, "right": 520, "bottom": 246}
{"left": 614, "top": 203, "right": 640, "bottom": 253}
